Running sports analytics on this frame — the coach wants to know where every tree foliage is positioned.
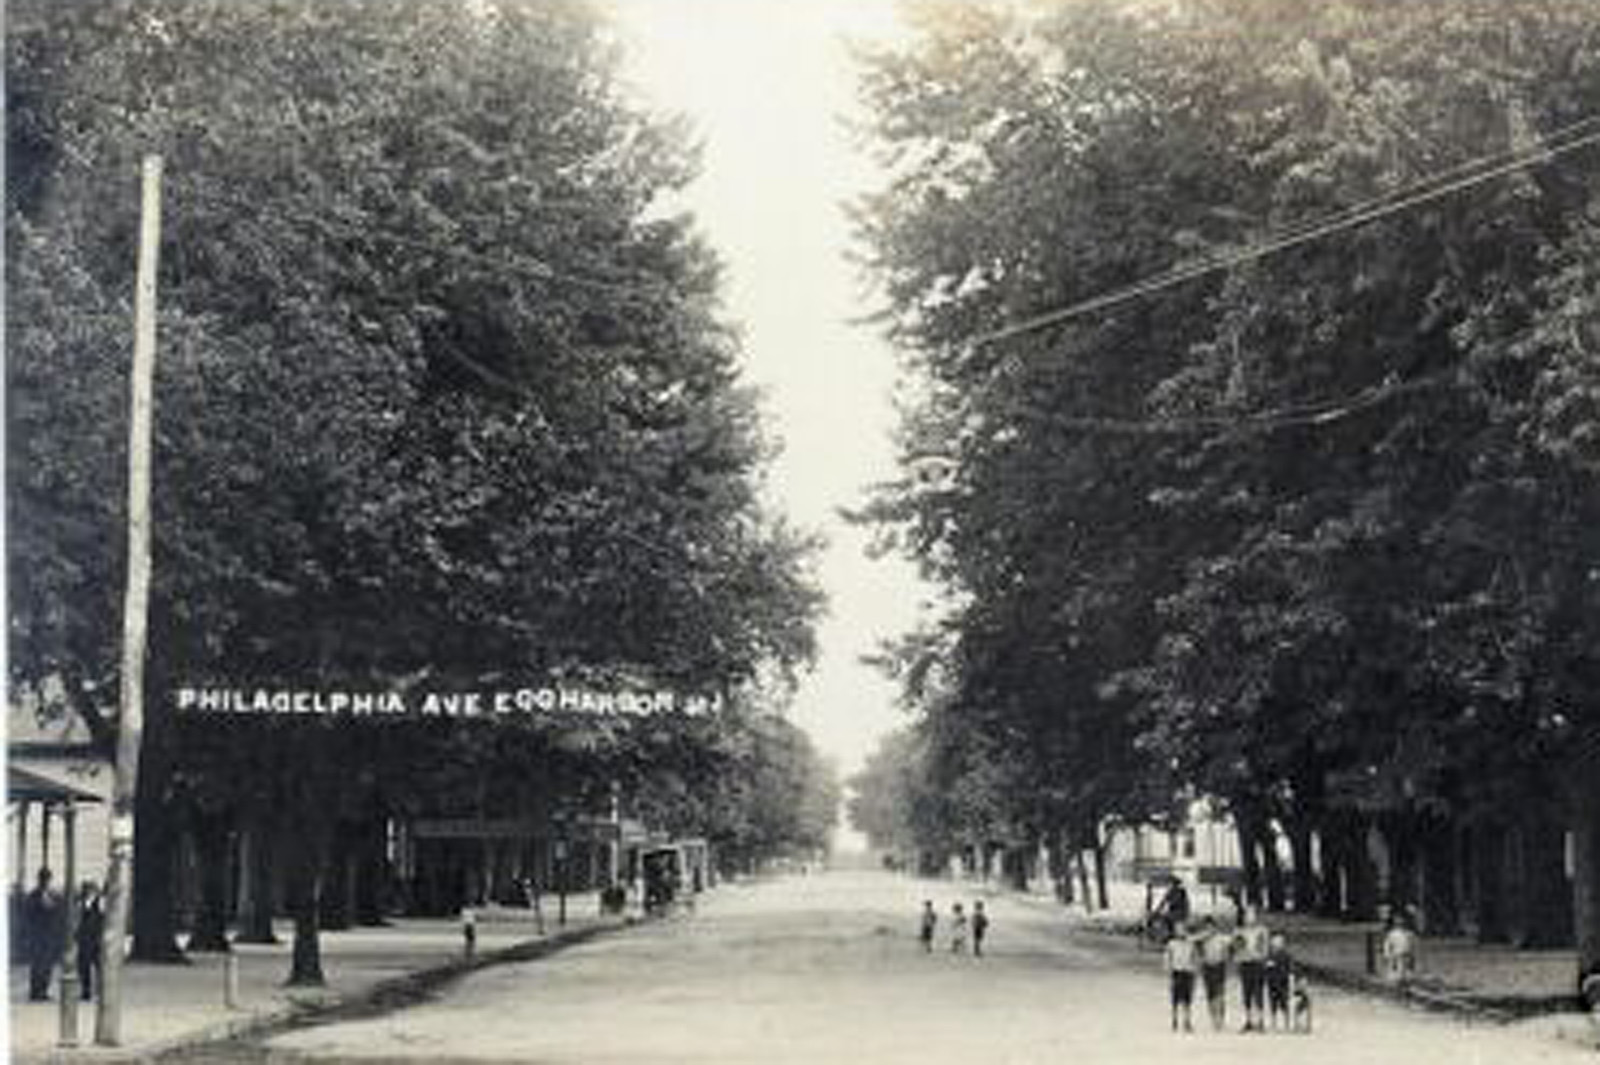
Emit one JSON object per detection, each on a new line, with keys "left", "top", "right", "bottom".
{"left": 852, "top": 0, "right": 1600, "bottom": 947}
{"left": 9, "top": 0, "right": 826, "bottom": 972}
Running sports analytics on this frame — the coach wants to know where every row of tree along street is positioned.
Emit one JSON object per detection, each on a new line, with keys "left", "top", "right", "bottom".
{"left": 845, "top": 0, "right": 1600, "bottom": 990}
{"left": 7, "top": 0, "right": 835, "bottom": 985}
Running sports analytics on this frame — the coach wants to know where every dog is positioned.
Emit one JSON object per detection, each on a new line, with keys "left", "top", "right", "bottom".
{"left": 1291, "top": 976, "right": 1314, "bottom": 1034}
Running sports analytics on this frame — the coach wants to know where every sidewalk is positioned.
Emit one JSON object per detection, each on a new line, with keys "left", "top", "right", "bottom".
{"left": 1001, "top": 876, "right": 1596, "bottom": 1047}
{"left": 9, "top": 904, "right": 629, "bottom": 1064}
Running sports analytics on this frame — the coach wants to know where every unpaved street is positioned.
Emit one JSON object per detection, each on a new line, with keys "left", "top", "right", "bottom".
{"left": 268, "top": 871, "right": 1586, "bottom": 1064}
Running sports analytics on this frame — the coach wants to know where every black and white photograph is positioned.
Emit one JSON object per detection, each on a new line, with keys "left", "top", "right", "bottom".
{"left": 8, "top": 1, "right": 1600, "bottom": 1061}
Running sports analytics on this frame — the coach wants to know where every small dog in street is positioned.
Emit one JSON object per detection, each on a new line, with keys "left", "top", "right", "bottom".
{"left": 1291, "top": 979, "right": 1314, "bottom": 1034}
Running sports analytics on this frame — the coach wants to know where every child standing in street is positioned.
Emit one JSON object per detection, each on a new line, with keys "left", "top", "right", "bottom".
{"left": 1265, "top": 930, "right": 1293, "bottom": 1032}
{"left": 1198, "top": 915, "right": 1233, "bottom": 1031}
{"left": 460, "top": 903, "right": 478, "bottom": 959}
{"left": 919, "top": 900, "right": 937, "bottom": 953}
{"left": 949, "top": 902, "right": 969, "bottom": 954}
{"left": 1164, "top": 923, "right": 1197, "bottom": 1033}
{"left": 1234, "top": 906, "right": 1270, "bottom": 1032}
{"left": 1382, "top": 914, "right": 1418, "bottom": 985}
{"left": 972, "top": 901, "right": 990, "bottom": 957}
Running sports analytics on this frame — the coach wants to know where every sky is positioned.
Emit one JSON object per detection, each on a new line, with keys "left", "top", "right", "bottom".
{"left": 609, "top": 2, "right": 928, "bottom": 790}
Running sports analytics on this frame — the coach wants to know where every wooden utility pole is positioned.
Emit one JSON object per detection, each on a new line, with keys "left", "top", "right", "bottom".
{"left": 96, "top": 154, "right": 162, "bottom": 1048}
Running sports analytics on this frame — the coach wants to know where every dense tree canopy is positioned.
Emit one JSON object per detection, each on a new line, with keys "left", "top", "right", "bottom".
{"left": 852, "top": 0, "right": 1600, "bottom": 967}
{"left": 9, "top": 0, "right": 829, "bottom": 976}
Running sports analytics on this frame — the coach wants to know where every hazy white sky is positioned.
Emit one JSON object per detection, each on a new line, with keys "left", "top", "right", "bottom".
{"left": 610, "top": 1, "right": 926, "bottom": 780}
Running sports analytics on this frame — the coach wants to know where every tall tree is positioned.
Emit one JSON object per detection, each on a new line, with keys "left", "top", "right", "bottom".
{"left": 852, "top": 0, "right": 1600, "bottom": 951}
{"left": 9, "top": 0, "right": 821, "bottom": 977}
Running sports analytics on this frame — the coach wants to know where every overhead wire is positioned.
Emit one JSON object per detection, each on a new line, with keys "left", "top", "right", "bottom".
{"left": 948, "top": 113, "right": 1600, "bottom": 439}
{"left": 1021, "top": 370, "right": 1455, "bottom": 438}
{"left": 969, "top": 115, "right": 1600, "bottom": 349}
{"left": 1183, "top": 113, "right": 1600, "bottom": 263}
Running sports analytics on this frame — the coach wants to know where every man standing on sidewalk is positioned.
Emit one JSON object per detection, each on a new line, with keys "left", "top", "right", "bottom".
{"left": 76, "top": 881, "right": 104, "bottom": 1001}
{"left": 23, "top": 868, "right": 61, "bottom": 1001}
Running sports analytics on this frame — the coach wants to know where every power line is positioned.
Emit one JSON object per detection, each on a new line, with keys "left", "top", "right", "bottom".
{"left": 1202, "top": 113, "right": 1600, "bottom": 255}
{"left": 970, "top": 118, "right": 1600, "bottom": 349}
{"left": 1029, "top": 368, "right": 1455, "bottom": 438}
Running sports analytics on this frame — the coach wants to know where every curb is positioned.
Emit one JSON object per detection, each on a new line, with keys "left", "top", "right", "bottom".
{"left": 1289, "top": 958, "right": 1514, "bottom": 1023}
{"left": 15, "top": 918, "right": 639, "bottom": 1065}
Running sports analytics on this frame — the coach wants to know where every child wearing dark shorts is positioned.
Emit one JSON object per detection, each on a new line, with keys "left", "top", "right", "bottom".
{"left": 1198, "top": 916, "right": 1232, "bottom": 1031}
{"left": 1235, "top": 907, "right": 1270, "bottom": 1032}
{"left": 1164, "top": 924, "right": 1197, "bottom": 1033}
{"left": 1266, "top": 931, "right": 1292, "bottom": 1031}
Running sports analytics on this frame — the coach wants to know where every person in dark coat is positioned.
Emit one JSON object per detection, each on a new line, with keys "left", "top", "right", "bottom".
{"left": 76, "top": 881, "right": 104, "bottom": 1001}
{"left": 23, "top": 868, "right": 62, "bottom": 1001}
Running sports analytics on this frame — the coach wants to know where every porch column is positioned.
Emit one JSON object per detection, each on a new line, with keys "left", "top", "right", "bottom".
{"left": 15, "top": 803, "right": 30, "bottom": 888}
{"left": 58, "top": 801, "right": 81, "bottom": 1047}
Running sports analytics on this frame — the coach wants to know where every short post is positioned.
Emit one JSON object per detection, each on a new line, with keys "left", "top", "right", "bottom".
{"left": 223, "top": 952, "right": 240, "bottom": 1009}
{"left": 58, "top": 802, "right": 80, "bottom": 1048}
{"left": 15, "top": 804, "right": 29, "bottom": 893}
{"left": 555, "top": 837, "right": 568, "bottom": 928}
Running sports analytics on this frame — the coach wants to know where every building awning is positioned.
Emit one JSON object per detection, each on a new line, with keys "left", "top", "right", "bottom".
{"left": 8, "top": 764, "right": 102, "bottom": 805}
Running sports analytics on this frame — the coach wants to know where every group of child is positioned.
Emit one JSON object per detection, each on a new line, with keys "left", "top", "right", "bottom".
{"left": 1163, "top": 907, "right": 1307, "bottom": 1035}
{"left": 918, "top": 899, "right": 990, "bottom": 956}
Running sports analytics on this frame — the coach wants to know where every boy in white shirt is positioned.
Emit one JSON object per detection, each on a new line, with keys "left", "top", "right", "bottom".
{"left": 949, "top": 902, "right": 969, "bottom": 954}
{"left": 1234, "top": 906, "right": 1271, "bottom": 1032}
{"left": 1164, "top": 923, "right": 1198, "bottom": 1033}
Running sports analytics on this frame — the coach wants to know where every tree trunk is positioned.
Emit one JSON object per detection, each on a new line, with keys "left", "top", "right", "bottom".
{"left": 235, "top": 818, "right": 280, "bottom": 944}
{"left": 1348, "top": 816, "right": 1380, "bottom": 920}
{"left": 1570, "top": 766, "right": 1600, "bottom": 991}
{"left": 130, "top": 725, "right": 187, "bottom": 962}
{"left": 1474, "top": 820, "right": 1508, "bottom": 944}
{"left": 355, "top": 822, "right": 388, "bottom": 927}
{"left": 1074, "top": 849, "right": 1093, "bottom": 913}
{"left": 1236, "top": 816, "right": 1264, "bottom": 909}
{"left": 1317, "top": 824, "right": 1346, "bottom": 919}
{"left": 1420, "top": 818, "right": 1461, "bottom": 936}
{"left": 1288, "top": 821, "right": 1318, "bottom": 914}
{"left": 1047, "top": 831, "right": 1072, "bottom": 904}
{"left": 320, "top": 830, "right": 352, "bottom": 932}
{"left": 1092, "top": 840, "right": 1109, "bottom": 911}
{"left": 1512, "top": 819, "right": 1572, "bottom": 949}
{"left": 1382, "top": 814, "right": 1419, "bottom": 915}
{"left": 1260, "top": 830, "right": 1287, "bottom": 913}
{"left": 1287, "top": 763, "right": 1325, "bottom": 914}
{"left": 186, "top": 811, "right": 232, "bottom": 952}
{"left": 285, "top": 821, "right": 327, "bottom": 987}
{"left": 1236, "top": 800, "right": 1285, "bottom": 912}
